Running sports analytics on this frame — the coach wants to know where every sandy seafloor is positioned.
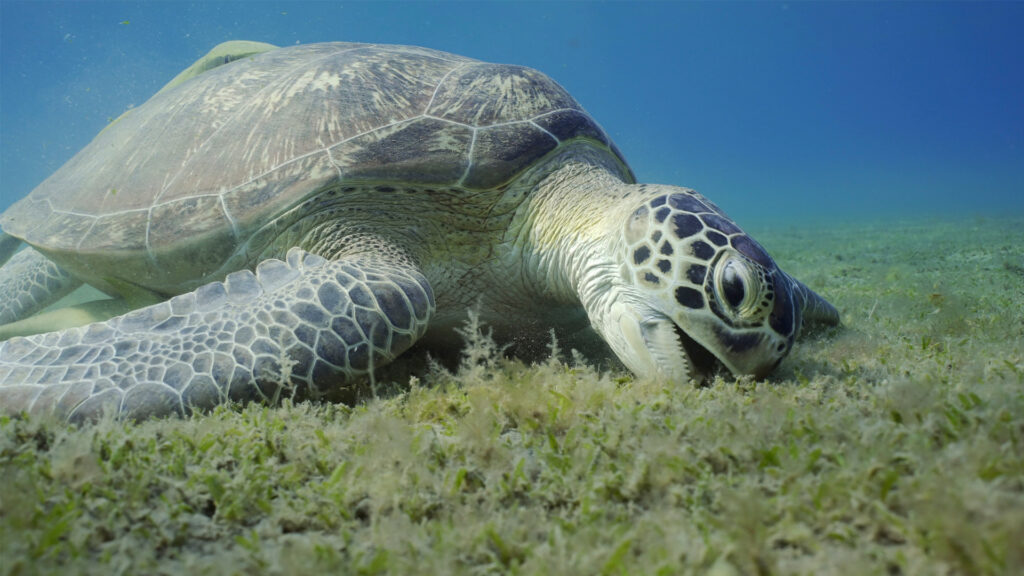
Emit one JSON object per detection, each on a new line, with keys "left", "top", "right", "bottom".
{"left": 1, "top": 213, "right": 1021, "bottom": 575}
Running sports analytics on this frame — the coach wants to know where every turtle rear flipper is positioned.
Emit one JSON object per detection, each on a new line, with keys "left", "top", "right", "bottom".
{"left": 0, "top": 232, "right": 21, "bottom": 267}
{"left": 100, "top": 40, "right": 281, "bottom": 135}
{"left": 0, "top": 246, "right": 82, "bottom": 328}
{"left": 155, "top": 40, "right": 280, "bottom": 96}
{"left": 0, "top": 247, "right": 434, "bottom": 422}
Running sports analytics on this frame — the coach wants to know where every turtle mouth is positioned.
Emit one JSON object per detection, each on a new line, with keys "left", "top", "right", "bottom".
{"left": 671, "top": 323, "right": 720, "bottom": 383}
{"left": 638, "top": 315, "right": 719, "bottom": 384}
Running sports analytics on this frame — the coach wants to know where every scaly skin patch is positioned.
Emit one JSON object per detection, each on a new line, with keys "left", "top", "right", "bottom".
{"left": 0, "top": 248, "right": 433, "bottom": 422}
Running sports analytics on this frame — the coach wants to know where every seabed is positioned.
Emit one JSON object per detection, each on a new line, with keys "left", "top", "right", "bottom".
{"left": 1, "top": 215, "right": 1022, "bottom": 575}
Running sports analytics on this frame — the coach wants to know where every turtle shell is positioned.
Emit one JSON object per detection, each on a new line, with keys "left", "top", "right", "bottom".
{"left": 1, "top": 42, "right": 631, "bottom": 293}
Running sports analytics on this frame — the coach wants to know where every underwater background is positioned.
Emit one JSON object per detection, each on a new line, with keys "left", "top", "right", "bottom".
{"left": 1, "top": 1, "right": 1022, "bottom": 225}
{"left": 2, "top": 4, "right": 1024, "bottom": 573}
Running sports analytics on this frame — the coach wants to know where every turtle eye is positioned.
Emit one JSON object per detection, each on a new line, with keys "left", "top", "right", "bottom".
{"left": 714, "top": 257, "right": 761, "bottom": 319}
{"left": 721, "top": 261, "right": 746, "bottom": 307}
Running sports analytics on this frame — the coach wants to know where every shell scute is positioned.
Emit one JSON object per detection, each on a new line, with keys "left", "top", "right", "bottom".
{"left": 80, "top": 210, "right": 148, "bottom": 253}
{"left": 464, "top": 123, "right": 559, "bottom": 190}
{"left": 426, "top": 63, "right": 577, "bottom": 126}
{"left": 329, "top": 117, "right": 472, "bottom": 184}
{"left": 532, "top": 109, "right": 608, "bottom": 145}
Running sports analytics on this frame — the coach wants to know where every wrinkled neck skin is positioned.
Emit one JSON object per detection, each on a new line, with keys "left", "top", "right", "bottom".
{"left": 511, "top": 149, "right": 649, "bottom": 361}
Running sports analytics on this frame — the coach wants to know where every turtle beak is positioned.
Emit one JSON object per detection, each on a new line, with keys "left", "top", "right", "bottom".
{"left": 598, "top": 300, "right": 716, "bottom": 384}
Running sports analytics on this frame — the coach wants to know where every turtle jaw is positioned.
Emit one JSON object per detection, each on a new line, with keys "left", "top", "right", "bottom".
{"left": 602, "top": 301, "right": 718, "bottom": 384}
{"left": 642, "top": 314, "right": 721, "bottom": 384}
{"left": 669, "top": 321, "right": 722, "bottom": 381}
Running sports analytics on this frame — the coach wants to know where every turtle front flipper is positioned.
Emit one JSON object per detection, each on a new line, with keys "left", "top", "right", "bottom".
{"left": 0, "top": 245, "right": 82, "bottom": 328}
{"left": 0, "top": 248, "right": 434, "bottom": 423}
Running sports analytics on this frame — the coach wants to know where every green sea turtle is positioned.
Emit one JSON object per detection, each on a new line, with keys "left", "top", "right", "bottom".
{"left": 0, "top": 41, "right": 839, "bottom": 422}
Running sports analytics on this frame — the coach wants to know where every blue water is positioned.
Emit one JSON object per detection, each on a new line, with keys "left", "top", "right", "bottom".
{"left": 1, "top": 1, "right": 1022, "bottom": 225}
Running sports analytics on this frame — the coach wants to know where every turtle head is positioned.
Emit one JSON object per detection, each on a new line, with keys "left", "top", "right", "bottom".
{"left": 588, "top": 187, "right": 838, "bottom": 383}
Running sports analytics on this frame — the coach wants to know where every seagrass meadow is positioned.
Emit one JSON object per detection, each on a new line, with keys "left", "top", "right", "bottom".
{"left": 1, "top": 215, "right": 1022, "bottom": 576}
